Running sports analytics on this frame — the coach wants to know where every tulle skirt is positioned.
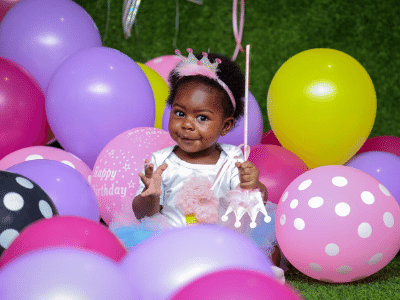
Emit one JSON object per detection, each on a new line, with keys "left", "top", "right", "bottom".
{"left": 111, "top": 202, "right": 279, "bottom": 260}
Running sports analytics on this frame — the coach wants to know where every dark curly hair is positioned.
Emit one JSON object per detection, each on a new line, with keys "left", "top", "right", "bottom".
{"left": 166, "top": 53, "right": 245, "bottom": 121}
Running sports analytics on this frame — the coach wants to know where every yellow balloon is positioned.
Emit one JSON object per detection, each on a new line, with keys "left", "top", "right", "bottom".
{"left": 267, "top": 48, "right": 376, "bottom": 168}
{"left": 138, "top": 63, "right": 170, "bottom": 129}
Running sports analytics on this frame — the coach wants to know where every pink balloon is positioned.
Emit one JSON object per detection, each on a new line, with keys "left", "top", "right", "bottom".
{"left": 91, "top": 127, "right": 175, "bottom": 225}
{"left": 171, "top": 269, "right": 301, "bottom": 300}
{"left": 261, "top": 130, "right": 281, "bottom": 146}
{"left": 145, "top": 55, "right": 181, "bottom": 85}
{"left": 0, "top": 146, "right": 91, "bottom": 182}
{"left": 0, "top": 216, "right": 127, "bottom": 268}
{"left": 248, "top": 145, "right": 308, "bottom": 204}
{"left": 0, "top": 57, "right": 47, "bottom": 159}
{"left": 356, "top": 135, "right": 400, "bottom": 157}
{"left": 276, "top": 165, "right": 400, "bottom": 283}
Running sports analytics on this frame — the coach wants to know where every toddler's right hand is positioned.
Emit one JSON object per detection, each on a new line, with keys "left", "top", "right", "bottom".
{"left": 139, "top": 160, "right": 168, "bottom": 197}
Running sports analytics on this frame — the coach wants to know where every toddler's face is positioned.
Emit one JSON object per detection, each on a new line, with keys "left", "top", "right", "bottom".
{"left": 168, "top": 81, "right": 233, "bottom": 155}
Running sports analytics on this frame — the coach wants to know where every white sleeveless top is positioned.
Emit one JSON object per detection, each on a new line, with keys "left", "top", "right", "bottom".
{"left": 135, "top": 144, "right": 244, "bottom": 226}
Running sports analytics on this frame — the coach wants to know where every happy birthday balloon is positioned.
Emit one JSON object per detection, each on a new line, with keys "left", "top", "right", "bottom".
{"left": 267, "top": 48, "right": 376, "bottom": 168}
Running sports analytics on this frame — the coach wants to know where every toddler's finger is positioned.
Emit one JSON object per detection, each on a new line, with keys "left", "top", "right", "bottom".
{"left": 155, "top": 163, "right": 168, "bottom": 175}
{"left": 139, "top": 172, "right": 149, "bottom": 186}
{"left": 144, "top": 163, "right": 154, "bottom": 178}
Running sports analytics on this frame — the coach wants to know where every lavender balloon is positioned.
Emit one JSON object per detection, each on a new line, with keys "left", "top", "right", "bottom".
{"left": 0, "top": 0, "right": 102, "bottom": 91}
{"left": 162, "top": 91, "right": 263, "bottom": 146}
{"left": 0, "top": 248, "right": 134, "bottom": 299}
{"left": 120, "top": 225, "right": 273, "bottom": 299}
{"left": 346, "top": 151, "right": 400, "bottom": 206}
{"left": 8, "top": 159, "right": 100, "bottom": 221}
{"left": 46, "top": 47, "right": 155, "bottom": 168}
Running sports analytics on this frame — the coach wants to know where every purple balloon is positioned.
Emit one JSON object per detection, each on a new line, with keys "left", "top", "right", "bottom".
{"left": 346, "top": 151, "right": 400, "bottom": 206}
{"left": 120, "top": 225, "right": 273, "bottom": 299}
{"left": 7, "top": 159, "right": 100, "bottom": 221}
{"left": 162, "top": 91, "right": 263, "bottom": 146}
{"left": 0, "top": 248, "right": 134, "bottom": 299}
{"left": 46, "top": 47, "right": 155, "bottom": 168}
{"left": 0, "top": 0, "right": 102, "bottom": 91}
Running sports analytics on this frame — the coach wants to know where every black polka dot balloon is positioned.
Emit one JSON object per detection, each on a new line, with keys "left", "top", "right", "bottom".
{"left": 0, "top": 171, "right": 58, "bottom": 256}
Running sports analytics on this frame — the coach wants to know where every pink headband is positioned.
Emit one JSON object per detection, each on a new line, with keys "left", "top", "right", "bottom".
{"left": 174, "top": 48, "right": 236, "bottom": 111}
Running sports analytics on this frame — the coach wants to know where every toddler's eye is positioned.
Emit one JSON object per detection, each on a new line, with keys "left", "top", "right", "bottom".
{"left": 197, "top": 115, "right": 208, "bottom": 122}
{"left": 175, "top": 110, "right": 184, "bottom": 117}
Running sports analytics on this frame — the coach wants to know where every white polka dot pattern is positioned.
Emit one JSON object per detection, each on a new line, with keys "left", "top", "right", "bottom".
{"left": 0, "top": 229, "right": 19, "bottom": 249}
{"left": 3, "top": 192, "right": 24, "bottom": 211}
{"left": 39, "top": 200, "right": 54, "bottom": 218}
{"left": 15, "top": 177, "right": 34, "bottom": 189}
{"left": 298, "top": 179, "right": 312, "bottom": 191}
{"left": 275, "top": 165, "right": 400, "bottom": 283}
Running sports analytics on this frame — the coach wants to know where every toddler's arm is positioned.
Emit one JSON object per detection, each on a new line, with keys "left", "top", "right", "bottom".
{"left": 132, "top": 162, "right": 167, "bottom": 219}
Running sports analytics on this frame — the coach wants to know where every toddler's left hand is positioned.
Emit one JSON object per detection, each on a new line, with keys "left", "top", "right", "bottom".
{"left": 235, "top": 161, "right": 259, "bottom": 190}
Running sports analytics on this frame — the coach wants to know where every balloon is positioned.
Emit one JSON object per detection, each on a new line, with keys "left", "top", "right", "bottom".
{"left": 357, "top": 135, "right": 400, "bottom": 157}
{"left": 248, "top": 144, "right": 308, "bottom": 204}
{"left": 120, "top": 225, "right": 273, "bottom": 299}
{"left": 91, "top": 127, "right": 175, "bottom": 225}
{"left": 46, "top": 47, "right": 155, "bottom": 168}
{"left": 0, "top": 0, "right": 102, "bottom": 91}
{"left": 171, "top": 269, "right": 301, "bottom": 300}
{"left": 0, "top": 216, "right": 126, "bottom": 268}
{"left": 347, "top": 151, "right": 400, "bottom": 206}
{"left": 0, "top": 57, "right": 48, "bottom": 159}
{"left": 138, "top": 63, "right": 169, "bottom": 129}
{"left": 0, "top": 171, "right": 58, "bottom": 256}
{"left": 267, "top": 48, "right": 376, "bottom": 168}
{"left": 145, "top": 54, "right": 181, "bottom": 84}
{"left": 8, "top": 160, "right": 100, "bottom": 221}
{"left": 276, "top": 165, "right": 400, "bottom": 283}
{"left": 0, "top": 248, "right": 134, "bottom": 299}
{"left": 162, "top": 91, "right": 263, "bottom": 146}
{"left": 0, "top": 146, "right": 91, "bottom": 182}
{"left": 0, "top": 0, "right": 19, "bottom": 23}
{"left": 261, "top": 130, "right": 281, "bottom": 146}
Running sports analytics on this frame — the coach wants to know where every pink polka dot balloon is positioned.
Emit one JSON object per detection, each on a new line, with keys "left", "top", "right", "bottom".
{"left": 276, "top": 165, "right": 400, "bottom": 283}
{"left": 0, "top": 146, "right": 91, "bottom": 182}
{"left": 91, "top": 127, "right": 175, "bottom": 225}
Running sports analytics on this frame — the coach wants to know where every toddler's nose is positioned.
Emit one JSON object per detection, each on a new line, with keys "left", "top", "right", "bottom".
{"left": 182, "top": 118, "right": 195, "bottom": 130}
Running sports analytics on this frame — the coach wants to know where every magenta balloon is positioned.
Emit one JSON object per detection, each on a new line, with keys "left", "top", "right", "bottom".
{"left": 162, "top": 91, "right": 263, "bottom": 146}
{"left": 46, "top": 47, "right": 155, "bottom": 168}
{"left": 0, "top": 0, "right": 102, "bottom": 91}
{"left": 7, "top": 159, "right": 100, "bottom": 221}
{"left": 347, "top": 151, "right": 400, "bottom": 206}
{"left": 120, "top": 225, "right": 273, "bottom": 299}
{"left": 248, "top": 144, "right": 308, "bottom": 204}
{"left": 0, "top": 0, "right": 19, "bottom": 23}
{"left": 171, "top": 269, "right": 301, "bottom": 300}
{"left": 0, "top": 216, "right": 126, "bottom": 268}
{"left": 0, "top": 248, "right": 134, "bottom": 299}
{"left": 357, "top": 135, "right": 400, "bottom": 157}
{"left": 0, "top": 58, "right": 47, "bottom": 159}
{"left": 261, "top": 130, "right": 281, "bottom": 146}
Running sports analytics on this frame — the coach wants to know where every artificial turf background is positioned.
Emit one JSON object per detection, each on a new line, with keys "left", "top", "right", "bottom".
{"left": 75, "top": 1, "right": 400, "bottom": 299}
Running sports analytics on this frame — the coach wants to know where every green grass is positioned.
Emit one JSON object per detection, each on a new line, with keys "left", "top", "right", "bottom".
{"left": 285, "top": 255, "right": 400, "bottom": 299}
{"left": 74, "top": 1, "right": 400, "bottom": 298}
{"left": 76, "top": 0, "right": 400, "bottom": 136}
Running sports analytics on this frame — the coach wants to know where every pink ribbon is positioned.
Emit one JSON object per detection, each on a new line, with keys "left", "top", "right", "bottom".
{"left": 231, "top": 0, "right": 245, "bottom": 61}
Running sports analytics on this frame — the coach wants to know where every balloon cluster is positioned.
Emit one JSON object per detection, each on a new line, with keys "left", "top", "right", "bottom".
{"left": 0, "top": 0, "right": 399, "bottom": 296}
{"left": 263, "top": 49, "right": 400, "bottom": 283}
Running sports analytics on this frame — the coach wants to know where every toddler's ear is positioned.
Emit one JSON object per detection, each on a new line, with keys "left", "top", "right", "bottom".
{"left": 221, "top": 117, "right": 235, "bottom": 136}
